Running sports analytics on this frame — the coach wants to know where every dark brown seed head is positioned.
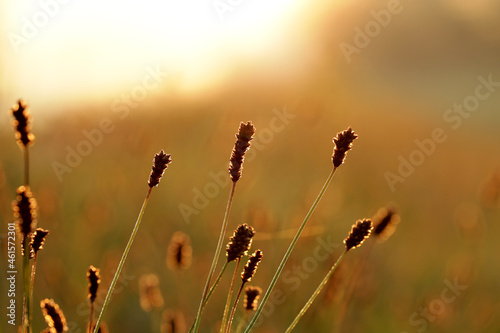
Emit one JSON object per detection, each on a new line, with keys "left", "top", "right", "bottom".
{"left": 87, "top": 265, "right": 101, "bottom": 303}
{"left": 40, "top": 299, "right": 68, "bottom": 333}
{"left": 244, "top": 286, "right": 262, "bottom": 311}
{"left": 241, "top": 250, "right": 263, "bottom": 283}
{"left": 161, "top": 309, "right": 186, "bottom": 333}
{"left": 332, "top": 127, "right": 358, "bottom": 167}
{"left": 344, "top": 219, "right": 373, "bottom": 251}
{"left": 13, "top": 186, "right": 37, "bottom": 240}
{"left": 139, "top": 274, "right": 165, "bottom": 312}
{"left": 229, "top": 121, "right": 255, "bottom": 182}
{"left": 372, "top": 206, "right": 400, "bottom": 242}
{"left": 226, "top": 224, "right": 255, "bottom": 262}
{"left": 166, "top": 231, "right": 193, "bottom": 271}
{"left": 31, "top": 228, "right": 49, "bottom": 257}
{"left": 10, "top": 99, "right": 35, "bottom": 147}
{"left": 148, "top": 150, "right": 172, "bottom": 188}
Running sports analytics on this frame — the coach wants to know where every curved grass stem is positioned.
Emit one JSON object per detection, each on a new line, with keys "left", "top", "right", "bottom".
{"left": 226, "top": 282, "right": 245, "bottom": 333}
{"left": 28, "top": 254, "right": 39, "bottom": 333}
{"left": 244, "top": 167, "right": 338, "bottom": 332}
{"left": 220, "top": 259, "right": 240, "bottom": 333}
{"left": 191, "top": 181, "right": 237, "bottom": 333}
{"left": 202, "top": 262, "right": 229, "bottom": 309}
{"left": 22, "top": 237, "right": 31, "bottom": 333}
{"left": 285, "top": 250, "right": 346, "bottom": 333}
{"left": 93, "top": 187, "right": 153, "bottom": 333}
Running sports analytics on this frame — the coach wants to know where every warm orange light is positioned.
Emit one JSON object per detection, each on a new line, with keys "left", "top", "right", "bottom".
{"left": 2, "top": 0, "right": 305, "bottom": 104}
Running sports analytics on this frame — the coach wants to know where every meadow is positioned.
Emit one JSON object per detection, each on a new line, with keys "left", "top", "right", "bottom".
{"left": 2, "top": 1, "right": 500, "bottom": 331}
{"left": 1, "top": 87, "right": 499, "bottom": 333}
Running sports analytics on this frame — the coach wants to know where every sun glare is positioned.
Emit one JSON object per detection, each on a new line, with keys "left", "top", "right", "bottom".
{"left": 2, "top": 0, "right": 304, "bottom": 106}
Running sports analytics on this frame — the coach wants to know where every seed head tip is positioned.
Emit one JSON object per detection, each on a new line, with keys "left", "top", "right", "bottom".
{"left": 344, "top": 219, "right": 373, "bottom": 251}
{"left": 241, "top": 250, "right": 263, "bottom": 283}
{"left": 10, "top": 99, "right": 35, "bottom": 147}
{"left": 148, "top": 150, "right": 172, "bottom": 187}
{"left": 226, "top": 224, "right": 255, "bottom": 262}
{"left": 332, "top": 127, "right": 357, "bottom": 167}
{"left": 229, "top": 121, "right": 255, "bottom": 182}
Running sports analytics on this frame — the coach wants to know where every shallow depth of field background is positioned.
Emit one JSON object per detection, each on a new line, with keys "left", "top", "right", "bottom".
{"left": 1, "top": 0, "right": 500, "bottom": 332}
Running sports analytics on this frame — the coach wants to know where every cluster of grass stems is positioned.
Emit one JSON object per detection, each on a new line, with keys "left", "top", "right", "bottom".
{"left": 8, "top": 100, "right": 399, "bottom": 332}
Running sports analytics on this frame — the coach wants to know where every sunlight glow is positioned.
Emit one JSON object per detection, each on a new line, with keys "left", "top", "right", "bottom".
{"left": 3, "top": 0, "right": 304, "bottom": 104}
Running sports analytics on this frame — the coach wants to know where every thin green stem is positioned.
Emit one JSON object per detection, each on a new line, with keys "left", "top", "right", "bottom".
{"left": 285, "top": 251, "right": 347, "bottom": 333}
{"left": 226, "top": 282, "right": 245, "bottom": 333}
{"left": 335, "top": 240, "right": 374, "bottom": 332}
{"left": 192, "top": 181, "right": 237, "bottom": 333}
{"left": 88, "top": 303, "right": 94, "bottom": 333}
{"left": 202, "top": 262, "right": 229, "bottom": 309}
{"left": 188, "top": 262, "right": 230, "bottom": 333}
{"left": 93, "top": 187, "right": 153, "bottom": 333}
{"left": 244, "top": 167, "right": 338, "bottom": 332}
{"left": 22, "top": 236, "right": 31, "bottom": 333}
{"left": 220, "top": 259, "right": 240, "bottom": 333}
{"left": 29, "top": 254, "right": 38, "bottom": 333}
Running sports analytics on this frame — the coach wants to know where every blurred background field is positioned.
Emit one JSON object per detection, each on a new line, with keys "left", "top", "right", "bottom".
{"left": 1, "top": 0, "right": 500, "bottom": 332}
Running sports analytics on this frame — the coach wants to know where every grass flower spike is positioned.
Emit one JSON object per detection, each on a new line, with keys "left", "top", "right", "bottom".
{"left": 93, "top": 150, "right": 171, "bottom": 333}
{"left": 244, "top": 286, "right": 262, "bottom": 311}
{"left": 10, "top": 99, "right": 35, "bottom": 147}
{"left": 87, "top": 266, "right": 101, "bottom": 333}
{"left": 225, "top": 251, "right": 263, "bottom": 333}
{"left": 285, "top": 219, "right": 373, "bottom": 332}
{"left": 332, "top": 127, "right": 357, "bottom": 167}
{"left": 139, "top": 274, "right": 165, "bottom": 312}
{"left": 245, "top": 127, "right": 356, "bottom": 332}
{"left": 372, "top": 206, "right": 400, "bottom": 242}
{"left": 241, "top": 250, "right": 263, "bottom": 283}
{"left": 149, "top": 150, "right": 172, "bottom": 187}
{"left": 191, "top": 121, "right": 255, "bottom": 333}
{"left": 167, "top": 231, "right": 193, "bottom": 271}
{"left": 344, "top": 219, "right": 373, "bottom": 251}
{"left": 87, "top": 266, "right": 101, "bottom": 304}
{"left": 229, "top": 122, "right": 255, "bottom": 182}
{"left": 13, "top": 185, "right": 38, "bottom": 333}
{"left": 31, "top": 228, "right": 49, "bottom": 256}
{"left": 13, "top": 186, "right": 37, "bottom": 241}
{"left": 40, "top": 299, "right": 68, "bottom": 333}
{"left": 235, "top": 286, "right": 262, "bottom": 333}
{"left": 162, "top": 310, "right": 186, "bottom": 333}
{"left": 226, "top": 224, "right": 255, "bottom": 262}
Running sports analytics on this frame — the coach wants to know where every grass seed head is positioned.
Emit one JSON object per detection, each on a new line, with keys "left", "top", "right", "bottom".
{"left": 332, "top": 127, "right": 357, "bottom": 167}
{"left": 13, "top": 186, "right": 37, "bottom": 241}
{"left": 167, "top": 231, "right": 193, "bottom": 271}
{"left": 31, "top": 228, "right": 50, "bottom": 257}
{"left": 229, "top": 121, "right": 255, "bottom": 182}
{"left": 372, "top": 206, "right": 400, "bottom": 242}
{"left": 226, "top": 224, "right": 255, "bottom": 262}
{"left": 344, "top": 219, "right": 373, "bottom": 251}
{"left": 10, "top": 99, "right": 35, "bottom": 147}
{"left": 241, "top": 250, "right": 263, "bottom": 283}
{"left": 148, "top": 150, "right": 172, "bottom": 187}
{"left": 87, "top": 265, "right": 101, "bottom": 303}
{"left": 40, "top": 299, "right": 68, "bottom": 333}
{"left": 139, "top": 274, "right": 165, "bottom": 312}
{"left": 161, "top": 310, "right": 186, "bottom": 333}
{"left": 244, "top": 286, "right": 262, "bottom": 311}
